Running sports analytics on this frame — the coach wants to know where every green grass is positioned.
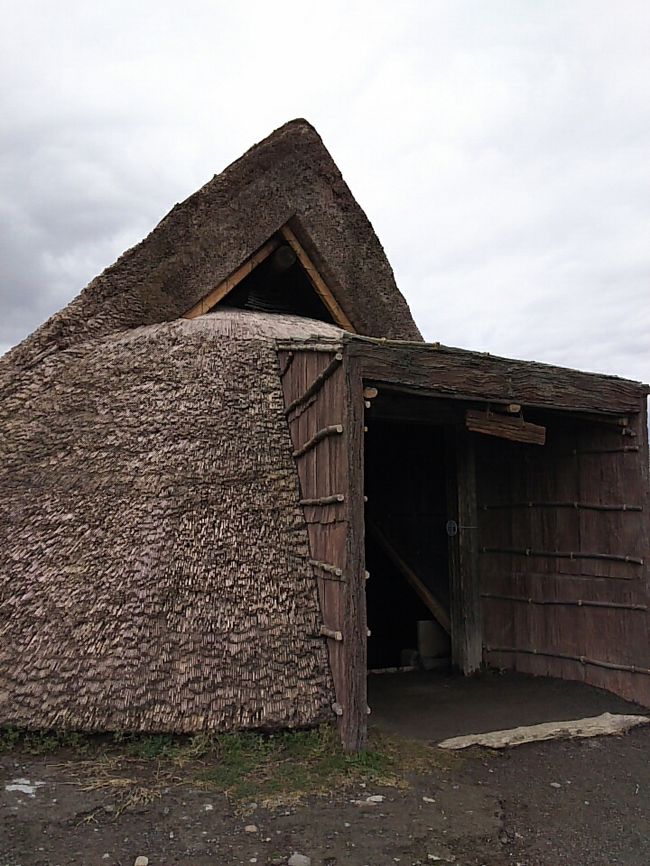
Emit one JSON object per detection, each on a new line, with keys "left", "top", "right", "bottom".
{"left": 197, "top": 726, "right": 391, "bottom": 801}
{"left": 0, "top": 723, "right": 451, "bottom": 807}
{"left": 0, "top": 727, "right": 91, "bottom": 755}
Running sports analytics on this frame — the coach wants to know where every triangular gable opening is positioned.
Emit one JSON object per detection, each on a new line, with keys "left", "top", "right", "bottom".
{"left": 183, "top": 224, "right": 356, "bottom": 331}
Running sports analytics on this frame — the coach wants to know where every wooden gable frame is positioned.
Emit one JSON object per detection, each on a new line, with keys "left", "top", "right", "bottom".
{"left": 183, "top": 223, "right": 356, "bottom": 332}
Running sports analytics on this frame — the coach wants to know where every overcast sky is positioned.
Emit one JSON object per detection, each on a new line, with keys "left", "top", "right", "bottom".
{"left": 2, "top": 1, "right": 649, "bottom": 382}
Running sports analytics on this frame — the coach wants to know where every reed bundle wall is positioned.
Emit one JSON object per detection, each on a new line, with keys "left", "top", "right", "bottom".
{"left": 0, "top": 314, "right": 337, "bottom": 732}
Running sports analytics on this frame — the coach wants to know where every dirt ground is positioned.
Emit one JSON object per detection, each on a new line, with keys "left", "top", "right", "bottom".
{"left": 1, "top": 672, "right": 649, "bottom": 866}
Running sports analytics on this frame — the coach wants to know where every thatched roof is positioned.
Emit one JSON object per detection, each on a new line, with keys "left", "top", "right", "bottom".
{"left": 0, "top": 311, "right": 338, "bottom": 731}
{"left": 5, "top": 119, "right": 421, "bottom": 380}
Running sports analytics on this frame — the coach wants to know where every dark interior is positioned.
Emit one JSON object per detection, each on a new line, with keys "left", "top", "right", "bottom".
{"left": 364, "top": 399, "right": 452, "bottom": 670}
{"left": 218, "top": 240, "right": 336, "bottom": 324}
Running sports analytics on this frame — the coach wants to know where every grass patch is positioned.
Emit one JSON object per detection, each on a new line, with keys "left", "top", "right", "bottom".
{"left": 0, "top": 728, "right": 92, "bottom": 755}
{"left": 0, "top": 723, "right": 453, "bottom": 809}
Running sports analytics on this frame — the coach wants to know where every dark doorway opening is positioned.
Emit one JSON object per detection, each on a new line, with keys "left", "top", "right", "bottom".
{"left": 364, "top": 398, "right": 453, "bottom": 671}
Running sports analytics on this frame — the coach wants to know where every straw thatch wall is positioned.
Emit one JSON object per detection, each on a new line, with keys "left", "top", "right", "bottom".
{"left": 0, "top": 311, "right": 339, "bottom": 731}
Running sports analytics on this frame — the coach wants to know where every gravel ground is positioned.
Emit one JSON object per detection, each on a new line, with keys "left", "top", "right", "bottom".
{"left": 1, "top": 673, "right": 648, "bottom": 866}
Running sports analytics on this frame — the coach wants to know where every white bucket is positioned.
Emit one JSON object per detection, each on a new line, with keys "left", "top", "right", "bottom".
{"left": 417, "top": 619, "right": 450, "bottom": 668}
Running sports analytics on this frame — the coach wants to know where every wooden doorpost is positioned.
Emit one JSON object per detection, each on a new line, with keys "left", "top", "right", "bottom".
{"left": 446, "top": 427, "right": 482, "bottom": 674}
{"left": 340, "top": 357, "right": 368, "bottom": 751}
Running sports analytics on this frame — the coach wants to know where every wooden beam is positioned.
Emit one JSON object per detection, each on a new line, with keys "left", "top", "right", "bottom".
{"left": 340, "top": 357, "right": 367, "bottom": 752}
{"left": 280, "top": 224, "right": 356, "bottom": 332}
{"left": 465, "top": 409, "right": 546, "bottom": 445}
{"left": 366, "top": 520, "right": 451, "bottom": 635}
{"left": 348, "top": 341, "right": 645, "bottom": 416}
{"left": 445, "top": 428, "right": 482, "bottom": 674}
{"left": 182, "top": 236, "right": 281, "bottom": 318}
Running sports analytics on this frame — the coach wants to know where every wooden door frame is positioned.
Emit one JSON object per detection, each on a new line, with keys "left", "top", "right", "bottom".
{"left": 355, "top": 380, "right": 483, "bottom": 698}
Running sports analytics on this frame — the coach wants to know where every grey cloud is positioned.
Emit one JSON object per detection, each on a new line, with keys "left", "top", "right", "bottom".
{"left": 1, "top": 0, "right": 648, "bottom": 387}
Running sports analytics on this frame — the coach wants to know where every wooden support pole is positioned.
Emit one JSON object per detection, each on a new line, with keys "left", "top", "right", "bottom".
{"left": 367, "top": 520, "right": 451, "bottom": 635}
{"left": 446, "top": 428, "right": 482, "bottom": 674}
{"left": 340, "top": 356, "right": 367, "bottom": 753}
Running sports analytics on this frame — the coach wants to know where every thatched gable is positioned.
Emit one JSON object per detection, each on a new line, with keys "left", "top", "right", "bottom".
{"left": 5, "top": 119, "right": 421, "bottom": 379}
{"left": 0, "top": 311, "right": 339, "bottom": 731}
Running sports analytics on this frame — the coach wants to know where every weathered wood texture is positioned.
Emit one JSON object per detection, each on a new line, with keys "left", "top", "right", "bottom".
{"left": 349, "top": 340, "right": 647, "bottom": 415}
{"left": 445, "top": 429, "right": 482, "bottom": 673}
{"left": 465, "top": 408, "right": 546, "bottom": 445}
{"left": 478, "top": 406, "right": 650, "bottom": 706}
{"left": 278, "top": 346, "right": 367, "bottom": 750}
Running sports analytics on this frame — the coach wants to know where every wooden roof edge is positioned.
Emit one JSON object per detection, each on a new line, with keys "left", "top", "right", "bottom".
{"left": 343, "top": 333, "right": 648, "bottom": 394}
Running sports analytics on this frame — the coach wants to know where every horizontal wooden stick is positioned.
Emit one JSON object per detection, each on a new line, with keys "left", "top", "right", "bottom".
{"left": 481, "top": 547, "right": 644, "bottom": 565}
{"left": 300, "top": 494, "right": 345, "bottom": 507}
{"left": 482, "top": 501, "right": 642, "bottom": 513}
{"left": 320, "top": 625, "right": 343, "bottom": 641}
{"left": 481, "top": 593, "right": 647, "bottom": 612}
{"left": 309, "top": 559, "right": 343, "bottom": 577}
{"left": 292, "top": 424, "right": 343, "bottom": 458}
{"left": 567, "top": 446, "right": 639, "bottom": 455}
{"left": 508, "top": 570, "right": 637, "bottom": 583}
{"left": 486, "top": 646, "right": 650, "bottom": 677}
{"left": 309, "top": 559, "right": 347, "bottom": 581}
{"left": 284, "top": 353, "right": 343, "bottom": 416}
{"left": 276, "top": 341, "right": 344, "bottom": 353}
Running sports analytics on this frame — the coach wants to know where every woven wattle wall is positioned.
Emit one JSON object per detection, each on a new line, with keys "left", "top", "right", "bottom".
{"left": 0, "top": 314, "right": 335, "bottom": 732}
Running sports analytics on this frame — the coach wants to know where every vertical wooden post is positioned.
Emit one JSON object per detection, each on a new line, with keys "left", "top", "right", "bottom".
{"left": 446, "top": 427, "right": 482, "bottom": 674}
{"left": 340, "top": 355, "right": 368, "bottom": 752}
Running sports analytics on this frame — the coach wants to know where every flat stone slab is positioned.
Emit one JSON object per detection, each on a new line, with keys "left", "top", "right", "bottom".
{"left": 438, "top": 711, "right": 650, "bottom": 750}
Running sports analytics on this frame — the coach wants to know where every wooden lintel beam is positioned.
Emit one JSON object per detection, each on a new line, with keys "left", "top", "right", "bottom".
{"left": 367, "top": 521, "right": 451, "bottom": 635}
{"left": 183, "top": 237, "right": 281, "bottom": 318}
{"left": 348, "top": 342, "right": 645, "bottom": 416}
{"left": 466, "top": 408, "right": 546, "bottom": 445}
